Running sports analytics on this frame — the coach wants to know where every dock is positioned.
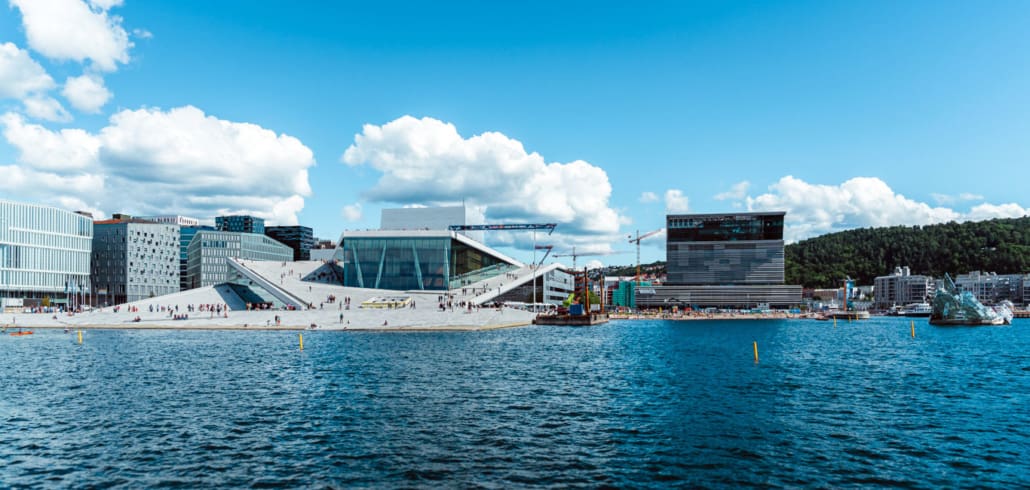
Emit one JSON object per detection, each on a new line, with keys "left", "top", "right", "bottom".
{"left": 533, "top": 313, "right": 610, "bottom": 326}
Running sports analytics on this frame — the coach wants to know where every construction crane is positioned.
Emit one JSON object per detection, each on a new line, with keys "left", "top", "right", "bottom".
{"left": 534, "top": 245, "right": 554, "bottom": 266}
{"left": 628, "top": 228, "right": 663, "bottom": 285}
{"left": 553, "top": 246, "right": 626, "bottom": 271}
{"left": 448, "top": 223, "right": 556, "bottom": 234}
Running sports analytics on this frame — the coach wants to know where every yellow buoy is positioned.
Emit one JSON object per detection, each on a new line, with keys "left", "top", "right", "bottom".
{"left": 911, "top": 320, "right": 915, "bottom": 338}
{"left": 833, "top": 316, "right": 837, "bottom": 328}
{"left": 299, "top": 333, "right": 304, "bottom": 351}
{"left": 753, "top": 341, "right": 759, "bottom": 363}
{"left": 77, "top": 330, "right": 82, "bottom": 344}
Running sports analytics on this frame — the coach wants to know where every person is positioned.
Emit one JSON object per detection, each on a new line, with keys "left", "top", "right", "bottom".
{"left": 339, "top": 313, "right": 343, "bottom": 323}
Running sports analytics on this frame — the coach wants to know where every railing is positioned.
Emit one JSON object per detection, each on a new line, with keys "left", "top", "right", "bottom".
{"left": 448, "top": 263, "right": 518, "bottom": 290}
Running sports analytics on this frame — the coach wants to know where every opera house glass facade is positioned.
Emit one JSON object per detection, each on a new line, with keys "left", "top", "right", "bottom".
{"left": 338, "top": 231, "right": 512, "bottom": 291}
{"left": 0, "top": 200, "right": 92, "bottom": 304}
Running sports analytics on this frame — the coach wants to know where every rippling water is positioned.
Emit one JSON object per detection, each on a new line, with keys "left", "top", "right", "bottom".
{"left": 2, "top": 318, "right": 1028, "bottom": 488}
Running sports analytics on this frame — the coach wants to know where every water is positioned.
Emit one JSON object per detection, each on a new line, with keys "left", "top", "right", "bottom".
{"left": 2, "top": 318, "right": 1028, "bottom": 488}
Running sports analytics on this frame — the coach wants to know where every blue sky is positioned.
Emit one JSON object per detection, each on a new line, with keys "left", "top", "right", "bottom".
{"left": 2, "top": 0, "right": 1029, "bottom": 266}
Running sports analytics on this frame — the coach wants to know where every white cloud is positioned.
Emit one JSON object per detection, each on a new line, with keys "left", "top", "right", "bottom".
{"left": 62, "top": 73, "right": 112, "bottom": 113}
{"left": 584, "top": 259, "right": 604, "bottom": 270}
{"left": 2, "top": 112, "right": 97, "bottom": 169}
{"left": 664, "top": 189, "right": 689, "bottom": 213}
{"left": 714, "top": 180, "right": 750, "bottom": 201}
{"left": 0, "top": 164, "right": 104, "bottom": 196}
{"left": 746, "top": 176, "right": 966, "bottom": 241}
{"left": 932, "top": 192, "right": 985, "bottom": 205}
{"left": 1, "top": 106, "right": 316, "bottom": 225}
{"left": 639, "top": 191, "right": 658, "bottom": 203}
{"left": 341, "top": 202, "right": 363, "bottom": 222}
{"left": 964, "top": 202, "right": 1029, "bottom": 221}
{"left": 341, "top": 116, "right": 625, "bottom": 246}
{"left": 10, "top": 0, "right": 132, "bottom": 72}
{"left": 21, "top": 96, "right": 72, "bottom": 122}
{"left": 132, "top": 28, "right": 153, "bottom": 39}
{"left": 88, "top": 0, "right": 123, "bottom": 9}
{"left": 0, "top": 42, "right": 55, "bottom": 99}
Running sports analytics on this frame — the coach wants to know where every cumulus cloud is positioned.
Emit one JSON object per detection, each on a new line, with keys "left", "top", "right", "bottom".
{"left": 715, "top": 181, "right": 750, "bottom": 201}
{"left": 1, "top": 106, "right": 316, "bottom": 225}
{"left": 932, "top": 192, "right": 985, "bottom": 205}
{"left": 0, "top": 42, "right": 55, "bottom": 99}
{"left": 132, "top": 28, "right": 153, "bottom": 40}
{"left": 639, "top": 191, "right": 658, "bottom": 203}
{"left": 10, "top": 0, "right": 131, "bottom": 72}
{"left": 341, "top": 116, "right": 625, "bottom": 249}
{"left": 62, "top": 73, "right": 112, "bottom": 113}
{"left": 2, "top": 112, "right": 97, "bottom": 169}
{"left": 664, "top": 189, "right": 689, "bottom": 213}
{"left": 341, "top": 202, "right": 363, "bottom": 222}
{"left": 21, "top": 95, "right": 72, "bottom": 122}
{"left": 744, "top": 176, "right": 1015, "bottom": 241}
{"left": 964, "top": 202, "right": 1029, "bottom": 221}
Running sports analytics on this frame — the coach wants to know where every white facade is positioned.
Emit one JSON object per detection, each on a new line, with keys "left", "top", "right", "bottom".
{"left": 136, "top": 215, "right": 201, "bottom": 227}
{"left": 0, "top": 200, "right": 92, "bottom": 304}
{"left": 873, "top": 266, "right": 934, "bottom": 309}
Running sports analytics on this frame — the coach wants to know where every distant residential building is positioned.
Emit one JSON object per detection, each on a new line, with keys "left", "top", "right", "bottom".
{"left": 873, "top": 266, "right": 934, "bottom": 309}
{"left": 91, "top": 217, "right": 180, "bottom": 305}
{"left": 215, "top": 215, "right": 265, "bottom": 234}
{"left": 639, "top": 212, "right": 801, "bottom": 309}
{"left": 186, "top": 230, "right": 292, "bottom": 288}
{"left": 264, "top": 225, "right": 314, "bottom": 261}
{"left": 954, "top": 271, "right": 1024, "bottom": 306}
{"left": 0, "top": 199, "right": 92, "bottom": 308}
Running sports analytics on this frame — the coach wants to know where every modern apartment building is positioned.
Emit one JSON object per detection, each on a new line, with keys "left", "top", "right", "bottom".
{"left": 0, "top": 200, "right": 92, "bottom": 307}
{"left": 638, "top": 212, "right": 801, "bottom": 308}
{"left": 873, "top": 266, "right": 934, "bottom": 309}
{"left": 91, "top": 218, "right": 180, "bottom": 305}
{"left": 186, "top": 230, "right": 292, "bottom": 288}
{"left": 954, "top": 271, "right": 1025, "bottom": 306}
{"left": 264, "top": 225, "right": 314, "bottom": 261}
{"left": 216, "top": 215, "right": 265, "bottom": 234}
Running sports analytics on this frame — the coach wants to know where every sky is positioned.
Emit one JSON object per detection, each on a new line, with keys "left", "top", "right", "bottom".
{"left": 2, "top": 0, "right": 1029, "bottom": 268}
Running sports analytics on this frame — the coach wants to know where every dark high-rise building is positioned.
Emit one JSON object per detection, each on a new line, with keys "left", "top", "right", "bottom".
{"left": 666, "top": 212, "right": 785, "bottom": 285}
{"left": 264, "top": 225, "right": 314, "bottom": 261}
{"left": 215, "top": 215, "right": 264, "bottom": 234}
{"left": 638, "top": 211, "right": 801, "bottom": 309}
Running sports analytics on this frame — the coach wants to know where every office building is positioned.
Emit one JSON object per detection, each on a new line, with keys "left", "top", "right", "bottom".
{"left": 265, "top": 225, "right": 314, "bottom": 261}
{"left": 216, "top": 215, "right": 265, "bottom": 234}
{"left": 638, "top": 212, "right": 801, "bottom": 308}
{"left": 954, "top": 271, "right": 1025, "bottom": 306}
{"left": 91, "top": 217, "right": 180, "bottom": 305}
{"left": 0, "top": 200, "right": 92, "bottom": 308}
{"left": 186, "top": 230, "right": 292, "bottom": 288}
{"left": 873, "top": 266, "right": 934, "bottom": 309}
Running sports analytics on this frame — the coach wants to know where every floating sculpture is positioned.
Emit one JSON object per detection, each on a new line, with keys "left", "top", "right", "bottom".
{"left": 930, "top": 274, "right": 1013, "bottom": 325}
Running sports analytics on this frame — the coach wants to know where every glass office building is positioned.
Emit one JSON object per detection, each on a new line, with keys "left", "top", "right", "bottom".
{"left": 264, "top": 225, "right": 314, "bottom": 261}
{"left": 0, "top": 200, "right": 92, "bottom": 305}
{"left": 186, "top": 230, "right": 292, "bottom": 288}
{"left": 215, "top": 215, "right": 265, "bottom": 234}
{"left": 336, "top": 230, "right": 518, "bottom": 291}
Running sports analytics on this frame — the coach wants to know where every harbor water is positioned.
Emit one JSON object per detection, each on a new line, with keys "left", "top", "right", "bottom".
{"left": 2, "top": 318, "right": 1028, "bottom": 488}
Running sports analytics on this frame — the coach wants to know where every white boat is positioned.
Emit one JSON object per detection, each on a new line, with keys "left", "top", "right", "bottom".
{"left": 901, "top": 303, "right": 932, "bottom": 317}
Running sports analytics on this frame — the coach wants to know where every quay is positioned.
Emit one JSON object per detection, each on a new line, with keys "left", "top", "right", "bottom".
{"left": 533, "top": 312, "right": 610, "bottom": 326}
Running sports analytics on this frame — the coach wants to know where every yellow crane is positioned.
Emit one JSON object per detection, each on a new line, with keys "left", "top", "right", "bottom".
{"left": 628, "top": 229, "right": 663, "bottom": 285}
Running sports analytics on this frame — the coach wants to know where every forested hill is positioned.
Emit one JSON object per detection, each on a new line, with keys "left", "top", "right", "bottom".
{"left": 785, "top": 217, "right": 1030, "bottom": 288}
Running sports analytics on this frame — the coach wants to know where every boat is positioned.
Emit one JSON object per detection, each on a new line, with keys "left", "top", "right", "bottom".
{"left": 901, "top": 303, "right": 932, "bottom": 317}
{"left": 9, "top": 329, "right": 33, "bottom": 336}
